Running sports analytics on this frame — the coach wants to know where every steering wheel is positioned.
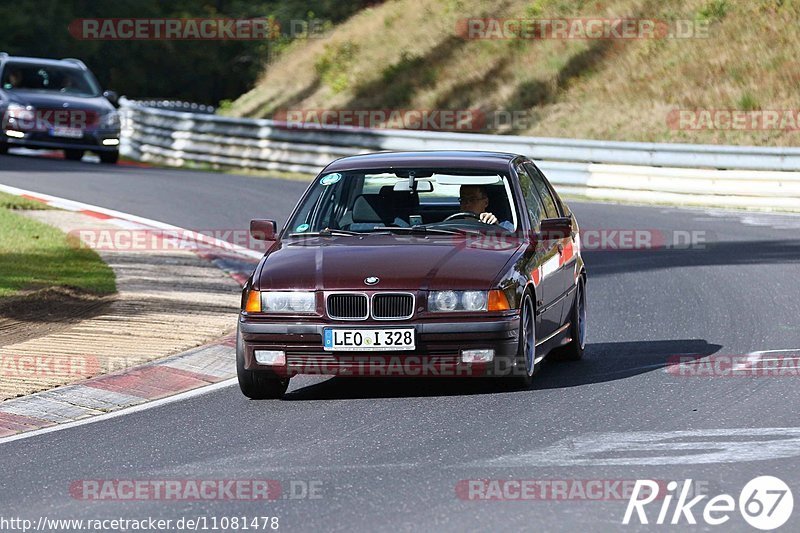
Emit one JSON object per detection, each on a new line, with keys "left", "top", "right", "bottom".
{"left": 443, "top": 211, "right": 481, "bottom": 222}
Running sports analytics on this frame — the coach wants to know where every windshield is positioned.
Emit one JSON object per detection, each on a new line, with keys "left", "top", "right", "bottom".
{"left": 285, "top": 168, "right": 519, "bottom": 236}
{"left": 1, "top": 62, "right": 101, "bottom": 97}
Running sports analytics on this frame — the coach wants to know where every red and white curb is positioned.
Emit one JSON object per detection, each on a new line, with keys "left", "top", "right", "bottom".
{"left": 0, "top": 335, "right": 238, "bottom": 440}
{"left": 0, "top": 184, "right": 263, "bottom": 440}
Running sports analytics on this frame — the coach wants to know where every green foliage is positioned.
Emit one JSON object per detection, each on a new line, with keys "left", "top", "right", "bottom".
{"left": 697, "top": 0, "right": 730, "bottom": 22}
{"left": 314, "top": 41, "right": 359, "bottom": 93}
{"left": 367, "top": 50, "right": 439, "bottom": 108}
{"left": 737, "top": 91, "right": 760, "bottom": 111}
{"left": 216, "top": 99, "right": 234, "bottom": 114}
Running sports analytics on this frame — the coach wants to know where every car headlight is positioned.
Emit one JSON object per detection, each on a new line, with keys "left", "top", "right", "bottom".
{"left": 5, "top": 103, "right": 35, "bottom": 127}
{"left": 462, "top": 290, "right": 488, "bottom": 311}
{"left": 431, "top": 290, "right": 459, "bottom": 311}
{"left": 100, "top": 111, "right": 120, "bottom": 129}
{"left": 262, "top": 291, "right": 316, "bottom": 313}
{"left": 429, "top": 290, "right": 488, "bottom": 312}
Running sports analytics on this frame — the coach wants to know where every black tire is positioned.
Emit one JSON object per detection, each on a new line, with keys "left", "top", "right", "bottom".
{"left": 236, "top": 324, "right": 289, "bottom": 399}
{"left": 99, "top": 150, "right": 119, "bottom": 164}
{"left": 506, "top": 293, "right": 536, "bottom": 388}
{"left": 0, "top": 142, "right": 8, "bottom": 155}
{"left": 550, "top": 279, "right": 586, "bottom": 361}
{"left": 64, "top": 149, "right": 84, "bottom": 161}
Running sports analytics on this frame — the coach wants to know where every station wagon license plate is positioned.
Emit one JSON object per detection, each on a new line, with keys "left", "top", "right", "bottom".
{"left": 323, "top": 328, "right": 415, "bottom": 351}
{"left": 51, "top": 127, "right": 83, "bottom": 138}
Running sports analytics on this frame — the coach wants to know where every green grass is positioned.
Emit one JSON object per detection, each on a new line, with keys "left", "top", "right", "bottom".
{"left": 0, "top": 191, "right": 53, "bottom": 211}
{"left": 0, "top": 201, "right": 116, "bottom": 298}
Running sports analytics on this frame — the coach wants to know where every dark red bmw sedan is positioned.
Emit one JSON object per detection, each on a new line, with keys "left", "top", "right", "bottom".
{"left": 237, "top": 151, "right": 586, "bottom": 398}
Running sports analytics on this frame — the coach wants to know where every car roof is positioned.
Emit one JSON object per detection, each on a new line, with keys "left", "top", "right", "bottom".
{"left": 0, "top": 56, "right": 85, "bottom": 70}
{"left": 323, "top": 151, "right": 523, "bottom": 173}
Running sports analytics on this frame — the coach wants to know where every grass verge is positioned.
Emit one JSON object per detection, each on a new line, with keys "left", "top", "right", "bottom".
{"left": 0, "top": 192, "right": 116, "bottom": 298}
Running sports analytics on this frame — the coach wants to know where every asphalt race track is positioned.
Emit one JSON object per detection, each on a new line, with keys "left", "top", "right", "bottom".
{"left": 2, "top": 153, "right": 800, "bottom": 532}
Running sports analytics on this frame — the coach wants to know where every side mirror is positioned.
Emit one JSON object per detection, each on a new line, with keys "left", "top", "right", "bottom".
{"left": 539, "top": 217, "right": 572, "bottom": 240}
{"left": 103, "top": 90, "right": 119, "bottom": 107}
{"left": 250, "top": 219, "right": 277, "bottom": 241}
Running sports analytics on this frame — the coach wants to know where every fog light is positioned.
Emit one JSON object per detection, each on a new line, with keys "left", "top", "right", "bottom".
{"left": 102, "top": 138, "right": 120, "bottom": 146}
{"left": 254, "top": 350, "right": 286, "bottom": 366}
{"left": 5, "top": 130, "right": 24, "bottom": 138}
{"left": 461, "top": 349, "right": 494, "bottom": 363}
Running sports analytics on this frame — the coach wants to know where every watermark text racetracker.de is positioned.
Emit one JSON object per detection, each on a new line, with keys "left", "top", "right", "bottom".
{"left": 69, "top": 479, "right": 322, "bottom": 501}
{"left": 0, "top": 354, "right": 102, "bottom": 379}
{"left": 2, "top": 108, "right": 102, "bottom": 132}
{"left": 67, "top": 228, "right": 271, "bottom": 253}
{"left": 458, "top": 229, "right": 710, "bottom": 251}
{"left": 668, "top": 109, "right": 800, "bottom": 131}
{"left": 457, "top": 479, "right": 710, "bottom": 501}
{"left": 456, "top": 18, "right": 710, "bottom": 40}
{"left": 68, "top": 18, "right": 332, "bottom": 40}
{"left": 272, "top": 108, "right": 531, "bottom": 132}
{"left": 665, "top": 352, "right": 800, "bottom": 377}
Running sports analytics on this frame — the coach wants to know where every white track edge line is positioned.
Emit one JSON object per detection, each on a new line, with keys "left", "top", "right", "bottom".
{"left": 0, "top": 378, "right": 237, "bottom": 445}
{"left": 0, "top": 183, "right": 263, "bottom": 259}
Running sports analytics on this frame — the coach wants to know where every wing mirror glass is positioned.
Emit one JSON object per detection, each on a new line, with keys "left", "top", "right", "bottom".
{"left": 539, "top": 217, "right": 573, "bottom": 240}
{"left": 103, "top": 90, "right": 119, "bottom": 106}
{"left": 250, "top": 219, "right": 277, "bottom": 241}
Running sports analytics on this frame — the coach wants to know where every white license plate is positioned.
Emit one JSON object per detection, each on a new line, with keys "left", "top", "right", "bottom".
{"left": 323, "top": 328, "right": 415, "bottom": 351}
{"left": 51, "top": 127, "right": 83, "bottom": 138}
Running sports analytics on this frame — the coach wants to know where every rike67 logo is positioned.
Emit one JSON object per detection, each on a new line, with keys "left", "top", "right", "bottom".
{"left": 623, "top": 476, "right": 793, "bottom": 530}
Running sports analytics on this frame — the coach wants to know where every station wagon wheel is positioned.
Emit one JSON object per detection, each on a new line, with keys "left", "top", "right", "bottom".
{"left": 64, "top": 149, "right": 84, "bottom": 161}
{"left": 236, "top": 324, "right": 290, "bottom": 400}
{"left": 507, "top": 293, "right": 535, "bottom": 388}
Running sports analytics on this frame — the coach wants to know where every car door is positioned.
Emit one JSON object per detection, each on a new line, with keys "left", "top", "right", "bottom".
{"left": 525, "top": 162, "right": 576, "bottom": 326}
{"left": 515, "top": 163, "right": 562, "bottom": 338}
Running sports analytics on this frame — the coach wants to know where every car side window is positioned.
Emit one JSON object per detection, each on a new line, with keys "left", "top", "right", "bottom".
{"left": 515, "top": 164, "right": 545, "bottom": 231}
{"left": 524, "top": 162, "right": 559, "bottom": 219}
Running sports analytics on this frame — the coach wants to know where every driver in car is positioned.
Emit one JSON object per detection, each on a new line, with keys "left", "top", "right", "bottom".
{"left": 459, "top": 185, "right": 514, "bottom": 231}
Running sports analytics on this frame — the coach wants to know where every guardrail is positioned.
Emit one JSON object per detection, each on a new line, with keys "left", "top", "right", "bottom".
{"left": 128, "top": 99, "right": 216, "bottom": 114}
{"left": 119, "top": 98, "right": 800, "bottom": 210}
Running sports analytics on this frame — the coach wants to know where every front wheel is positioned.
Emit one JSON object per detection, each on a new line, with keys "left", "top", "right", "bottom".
{"left": 506, "top": 293, "right": 536, "bottom": 388}
{"left": 64, "top": 149, "right": 84, "bottom": 161}
{"left": 0, "top": 142, "right": 8, "bottom": 155}
{"left": 99, "top": 150, "right": 119, "bottom": 164}
{"left": 550, "top": 279, "right": 586, "bottom": 361}
{"left": 236, "top": 325, "right": 289, "bottom": 399}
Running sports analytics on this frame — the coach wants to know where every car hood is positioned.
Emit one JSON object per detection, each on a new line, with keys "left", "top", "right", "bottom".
{"left": 3, "top": 90, "right": 114, "bottom": 113}
{"left": 256, "top": 234, "right": 524, "bottom": 291}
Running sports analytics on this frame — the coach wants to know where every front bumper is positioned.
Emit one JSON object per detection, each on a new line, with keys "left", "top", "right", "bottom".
{"left": 3, "top": 129, "right": 120, "bottom": 152}
{"left": 240, "top": 315, "right": 521, "bottom": 378}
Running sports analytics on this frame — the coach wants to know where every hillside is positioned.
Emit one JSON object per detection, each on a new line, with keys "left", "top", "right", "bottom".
{"left": 226, "top": 0, "right": 800, "bottom": 146}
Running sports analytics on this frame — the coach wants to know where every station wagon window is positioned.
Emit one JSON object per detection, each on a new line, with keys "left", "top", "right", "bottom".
{"left": 524, "top": 162, "right": 560, "bottom": 219}
{"left": 284, "top": 169, "right": 519, "bottom": 235}
{"left": 1, "top": 62, "right": 101, "bottom": 97}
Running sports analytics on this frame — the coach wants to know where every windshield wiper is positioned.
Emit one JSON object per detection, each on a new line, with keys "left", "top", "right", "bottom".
{"left": 372, "top": 226, "right": 478, "bottom": 236}
{"left": 289, "top": 229, "right": 363, "bottom": 237}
